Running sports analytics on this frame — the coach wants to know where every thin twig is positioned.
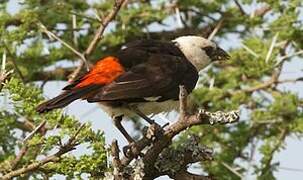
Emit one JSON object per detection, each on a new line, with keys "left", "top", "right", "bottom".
{"left": 8, "top": 119, "right": 48, "bottom": 172}
{"left": 261, "top": 128, "right": 288, "bottom": 176}
{"left": 208, "top": 18, "right": 224, "bottom": 40}
{"left": 2, "top": 119, "right": 46, "bottom": 172}
{"left": 10, "top": 146, "right": 28, "bottom": 170}
{"left": 69, "top": 11, "right": 100, "bottom": 22}
{"left": 72, "top": 15, "right": 78, "bottom": 48}
{"left": 265, "top": 32, "right": 279, "bottom": 64}
{"left": 84, "top": 0, "right": 125, "bottom": 56}
{"left": 23, "top": 120, "right": 47, "bottom": 143}
{"left": 68, "top": 61, "right": 84, "bottom": 83}
{"left": 280, "top": 77, "right": 303, "bottom": 83}
{"left": 175, "top": 6, "right": 184, "bottom": 28}
{"left": 3, "top": 43, "right": 25, "bottom": 82}
{"left": 38, "top": 23, "right": 88, "bottom": 71}
{"left": 94, "top": 10, "right": 103, "bottom": 22}
{"left": 9, "top": 120, "right": 47, "bottom": 170}
{"left": 221, "top": 162, "right": 244, "bottom": 179}
{"left": 62, "top": 123, "right": 86, "bottom": 148}
{"left": 241, "top": 43, "right": 260, "bottom": 58}
{"left": 233, "top": 0, "right": 246, "bottom": 15}
{"left": 279, "top": 49, "right": 303, "bottom": 61}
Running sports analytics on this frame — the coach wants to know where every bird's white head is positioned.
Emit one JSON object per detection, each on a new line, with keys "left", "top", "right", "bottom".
{"left": 172, "top": 36, "right": 230, "bottom": 71}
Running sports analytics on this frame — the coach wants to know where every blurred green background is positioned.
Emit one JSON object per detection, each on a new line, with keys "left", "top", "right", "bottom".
{"left": 0, "top": 0, "right": 303, "bottom": 179}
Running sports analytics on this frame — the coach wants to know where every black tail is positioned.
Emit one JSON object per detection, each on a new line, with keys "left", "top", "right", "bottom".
{"left": 36, "top": 85, "right": 100, "bottom": 113}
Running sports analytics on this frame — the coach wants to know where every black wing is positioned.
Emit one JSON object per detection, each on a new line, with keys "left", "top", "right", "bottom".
{"left": 87, "top": 40, "right": 198, "bottom": 102}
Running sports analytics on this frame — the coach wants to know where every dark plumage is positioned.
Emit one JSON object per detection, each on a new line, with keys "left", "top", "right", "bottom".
{"left": 36, "top": 36, "right": 230, "bottom": 143}
{"left": 36, "top": 39, "right": 198, "bottom": 114}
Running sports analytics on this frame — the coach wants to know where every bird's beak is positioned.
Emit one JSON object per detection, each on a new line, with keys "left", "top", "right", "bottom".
{"left": 211, "top": 47, "right": 230, "bottom": 61}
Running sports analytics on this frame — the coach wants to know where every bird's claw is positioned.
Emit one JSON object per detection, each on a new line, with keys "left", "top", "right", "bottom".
{"left": 123, "top": 142, "right": 143, "bottom": 158}
{"left": 145, "top": 123, "right": 164, "bottom": 141}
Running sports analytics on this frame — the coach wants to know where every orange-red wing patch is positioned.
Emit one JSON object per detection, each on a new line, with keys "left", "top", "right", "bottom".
{"left": 75, "top": 56, "right": 125, "bottom": 88}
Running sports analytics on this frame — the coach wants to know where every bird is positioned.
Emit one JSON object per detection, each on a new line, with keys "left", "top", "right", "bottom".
{"left": 36, "top": 35, "right": 230, "bottom": 143}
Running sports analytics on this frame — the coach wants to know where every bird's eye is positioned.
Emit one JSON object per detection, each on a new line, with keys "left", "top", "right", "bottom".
{"left": 202, "top": 46, "right": 214, "bottom": 57}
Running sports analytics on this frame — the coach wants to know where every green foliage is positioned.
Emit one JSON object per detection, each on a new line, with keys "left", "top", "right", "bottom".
{"left": 0, "top": 78, "right": 107, "bottom": 178}
{"left": 0, "top": 0, "right": 302, "bottom": 179}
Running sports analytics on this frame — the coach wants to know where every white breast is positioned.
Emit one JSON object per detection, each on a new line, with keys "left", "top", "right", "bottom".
{"left": 98, "top": 100, "right": 179, "bottom": 119}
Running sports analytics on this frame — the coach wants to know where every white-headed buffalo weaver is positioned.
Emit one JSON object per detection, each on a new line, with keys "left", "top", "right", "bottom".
{"left": 37, "top": 35, "right": 230, "bottom": 143}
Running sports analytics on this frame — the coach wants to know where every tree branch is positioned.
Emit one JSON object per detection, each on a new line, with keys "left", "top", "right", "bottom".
{"left": 112, "top": 86, "right": 239, "bottom": 179}
{"left": 111, "top": 139, "right": 123, "bottom": 179}
{"left": 38, "top": 23, "right": 88, "bottom": 70}
{"left": 207, "top": 18, "right": 224, "bottom": 40}
{"left": 84, "top": 0, "right": 126, "bottom": 57}
{"left": 1, "top": 124, "right": 86, "bottom": 179}
{"left": 260, "top": 128, "right": 288, "bottom": 176}
{"left": 68, "top": 0, "right": 127, "bottom": 82}
{"left": 8, "top": 120, "right": 47, "bottom": 171}
{"left": 233, "top": 0, "right": 246, "bottom": 15}
{"left": 3, "top": 43, "right": 25, "bottom": 83}
{"left": 34, "top": 0, "right": 126, "bottom": 83}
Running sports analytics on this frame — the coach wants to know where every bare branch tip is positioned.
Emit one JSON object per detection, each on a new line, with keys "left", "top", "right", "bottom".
{"left": 179, "top": 85, "right": 188, "bottom": 117}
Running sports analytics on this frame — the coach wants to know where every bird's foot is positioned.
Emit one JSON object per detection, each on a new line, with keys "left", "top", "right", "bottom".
{"left": 123, "top": 142, "right": 143, "bottom": 158}
{"left": 113, "top": 116, "right": 135, "bottom": 144}
{"left": 122, "top": 123, "right": 165, "bottom": 158}
{"left": 143, "top": 123, "right": 164, "bottom": 142}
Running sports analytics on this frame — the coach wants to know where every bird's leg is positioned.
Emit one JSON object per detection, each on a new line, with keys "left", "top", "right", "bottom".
{"left": 128, "top": 105, "right": 155, "bottom": 125}
{"left": 127, "top": 105, "right": 166, "bottom": 143}
{"left": 113, "top": 116, "right": 141, "bottom": 158}
{"left": 113, "top": 116, "right": 134, "bottom": 144}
